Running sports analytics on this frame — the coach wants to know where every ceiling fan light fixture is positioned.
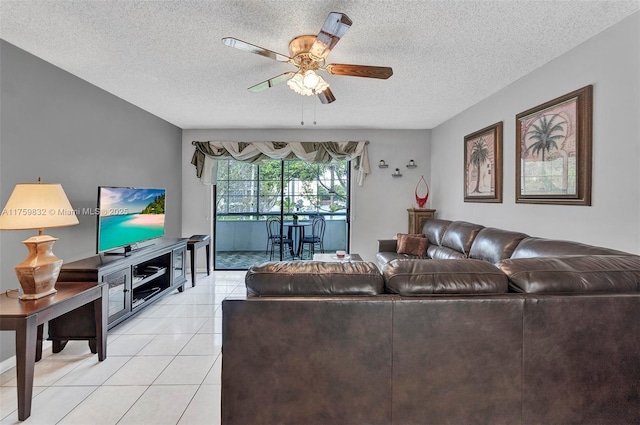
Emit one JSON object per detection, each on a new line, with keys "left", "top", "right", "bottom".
{"left": 287, "top": 70, "right": 329, "bottom": 96}
{"left": 303, "top": 70, "right": 319, "bottom": 88}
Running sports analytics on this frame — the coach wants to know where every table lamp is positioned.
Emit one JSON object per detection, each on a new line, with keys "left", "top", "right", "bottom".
{"left": 0, "top": 180, "right": 79, "bottom": 300}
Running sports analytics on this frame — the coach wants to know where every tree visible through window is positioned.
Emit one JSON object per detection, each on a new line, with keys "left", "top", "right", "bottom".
{"left": 216, "top": 159, "right": 349, "bottom": 220}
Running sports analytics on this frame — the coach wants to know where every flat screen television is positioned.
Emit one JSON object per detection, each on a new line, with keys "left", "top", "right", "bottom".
{"left": 97, "top": 186, "right": 166, "bottom": 254}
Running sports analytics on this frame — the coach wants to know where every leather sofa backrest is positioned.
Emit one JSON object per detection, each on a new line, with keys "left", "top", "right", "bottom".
{"left": 392, "top": 295, "right": 525, "bottom": 423}
{"left": 430, "top": 221, "right": 484, "bottom": 258}
{"left": 520, "top": 293, "right": 640, "bottom": 424}
{"left": 245, "top": 260, "right": 384, "bottom": 296}
{"left": 423, "top": 219, "right": 453, "bottom": 258}
{"left": 222, "top": 297, "right": 395, "bottom": 424}
{"left": 510, "top": 237, "right": 628, "bottom": 258}
{"left": 422, "top": 219, "right": 452, "bottom": 246}
{"left": 498, "top": 255, "right": 640, "bottom": 293}
{"left": 469, "top": 227, "right": 529, "bottom": 264}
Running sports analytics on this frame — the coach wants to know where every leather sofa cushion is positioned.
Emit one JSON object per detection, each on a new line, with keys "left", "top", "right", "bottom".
{"left": 498, "top": 255, "right": 640, "bottom": 293}
{"left": 376, "top": 251, "right": 421, "bottom": 270}
{"left": 510, "top": 237, "right": 628, "bottom": 258}
{"left": 428, "top": 246, "right": 466, "bottom": 259}
{"left": 382, "top": 259, "right": 508, "bottom": 295}
{"left": 422, "top": 219, "right": 452, "bottom": 246}
{"left": 469, "top": 227, "right": 528, "bottom": 264}
{"left": 246, "top": 261, "right": 383, "bottom": 296}
{"left": 377, "top": 251, "right": 406, "bottom": 262}
{"left": 437, "top": 221, "right": 484, "bottom": 257}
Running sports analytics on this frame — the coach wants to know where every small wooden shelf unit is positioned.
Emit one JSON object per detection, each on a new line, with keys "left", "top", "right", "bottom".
{"left": 407, "top": 208, "right": 436, "bottom": 234}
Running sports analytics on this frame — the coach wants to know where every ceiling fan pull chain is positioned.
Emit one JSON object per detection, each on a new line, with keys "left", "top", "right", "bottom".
{"left": 313, "top": 98, "right": 317, "bottom": 125}
{"left": 300, "top": 96, "right": 304, "bottom": 126}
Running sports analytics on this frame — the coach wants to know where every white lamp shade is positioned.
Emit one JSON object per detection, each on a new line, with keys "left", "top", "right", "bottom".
{"left": 0, "top": 183, "right": 79, "bottom": 230}
{"left": 303, "top": 71, "right": 320, "bottom": 88}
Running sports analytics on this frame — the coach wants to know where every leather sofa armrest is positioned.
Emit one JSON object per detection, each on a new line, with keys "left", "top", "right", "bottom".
{"left": 378, "top": 239, "right": 398, "bottom": 253}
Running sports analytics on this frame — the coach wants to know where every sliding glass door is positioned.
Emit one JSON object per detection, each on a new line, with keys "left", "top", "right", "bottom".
{"left": 214, "top": 159, "right": 350, "bottom": 270}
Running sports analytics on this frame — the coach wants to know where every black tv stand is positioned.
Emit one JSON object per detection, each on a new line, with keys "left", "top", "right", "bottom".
{"left": 48, "top": 238, "right": 188, "bottom": 353}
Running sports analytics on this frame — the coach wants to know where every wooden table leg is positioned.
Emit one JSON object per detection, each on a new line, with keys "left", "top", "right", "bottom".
{"left": 93, "top": 285, "right": 108, "bottom": 361}
{"left": 36, "top": 324, "right": 44, "bottom": 362}
{"left": 15, "top": 314, "right": 37, "bottom": 421}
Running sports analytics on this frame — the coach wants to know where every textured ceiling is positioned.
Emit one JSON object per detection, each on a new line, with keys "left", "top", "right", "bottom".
{"left": 1, "top": 1, "right": 638, "bottom": 129}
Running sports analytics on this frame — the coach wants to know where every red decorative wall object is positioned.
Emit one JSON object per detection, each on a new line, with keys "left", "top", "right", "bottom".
{"left": 415, "top": 175, "right": 429, "bottom": 208}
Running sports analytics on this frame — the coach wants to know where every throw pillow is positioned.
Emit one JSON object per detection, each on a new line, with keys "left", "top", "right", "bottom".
{"left": 396, "top": 233, "right": 428, "bottom": 256}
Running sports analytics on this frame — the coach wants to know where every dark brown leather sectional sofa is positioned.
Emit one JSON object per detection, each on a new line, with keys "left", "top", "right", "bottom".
{"left": 221, "top": 219, "right": 640, "bottom": 425}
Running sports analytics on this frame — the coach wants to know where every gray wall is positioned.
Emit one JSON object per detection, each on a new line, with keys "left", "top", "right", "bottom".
{"left": 431, "top": 12, "right": 640, "bottom": 253}
{"left": 0, "top": 41, "right": 183, "bottom": 363}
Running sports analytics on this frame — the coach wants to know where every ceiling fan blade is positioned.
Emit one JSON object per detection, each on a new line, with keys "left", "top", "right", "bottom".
{"left": 222, "top": 37, "right": 291, "bottom": 63}
{"left": 248, "top": 72, "right": 295, "bottom": 92}
{"left": 325, "top": 63, "right": 393, "bottom": 79}
{"left": 317, "top": 87, "right": 336, "bottom": 104}
{"left": 309, "top": 12, "right": 353, "bottom": 60}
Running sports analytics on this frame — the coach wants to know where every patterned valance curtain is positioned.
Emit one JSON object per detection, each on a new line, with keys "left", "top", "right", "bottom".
{"left": 191, "top": 141, "right": 371, "bottom": 186}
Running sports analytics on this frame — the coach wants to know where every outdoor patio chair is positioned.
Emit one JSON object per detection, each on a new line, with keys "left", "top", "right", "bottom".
{"left": 267, "top": 217, "right": 294, "bottom": 260}
{"left": 301, "top": 216, "right": 325, "bottom": 259}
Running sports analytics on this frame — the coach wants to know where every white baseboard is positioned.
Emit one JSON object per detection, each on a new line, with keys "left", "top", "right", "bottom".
{"left": 0, "top": 340, "right": 52, "bottom": 375}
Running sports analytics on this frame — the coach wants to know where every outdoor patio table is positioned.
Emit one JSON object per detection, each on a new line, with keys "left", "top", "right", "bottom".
{"left": 283, "top": 221, "right": 311, "bottom": 258}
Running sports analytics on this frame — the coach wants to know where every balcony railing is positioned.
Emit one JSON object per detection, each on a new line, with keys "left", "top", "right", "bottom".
{"left": 215, "top": 213, "right": 347, "bottom": 252}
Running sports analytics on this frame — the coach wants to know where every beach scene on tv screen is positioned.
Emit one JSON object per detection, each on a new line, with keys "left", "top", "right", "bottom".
{"left": 99, "top": 187, "right": 165, "bottom": 252}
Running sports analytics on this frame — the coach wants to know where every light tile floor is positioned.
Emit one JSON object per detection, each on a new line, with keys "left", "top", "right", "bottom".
{"left": 0, "top": 270, "right": 246, "bottom": 425}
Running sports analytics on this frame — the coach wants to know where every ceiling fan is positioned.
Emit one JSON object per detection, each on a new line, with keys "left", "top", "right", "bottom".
{"left": 222, "top": 12, "right": 393, "bottom": 104}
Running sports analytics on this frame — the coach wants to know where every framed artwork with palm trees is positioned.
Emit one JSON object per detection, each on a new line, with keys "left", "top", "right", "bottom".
{"left": 464, "top": 121, "right": 503, "bottom": 203}
{"left": 516, "top": 85, "right": 592, "bottom": 205}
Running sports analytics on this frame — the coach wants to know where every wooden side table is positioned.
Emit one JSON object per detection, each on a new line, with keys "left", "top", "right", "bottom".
{"left": 407, "top": 208, "right": 436, "bottom": 234}
{"left": 187, "top": 235, "right": 211, "bottom": 286}
{"left": 0, "top": 281, "right": 107, "bottom": 421}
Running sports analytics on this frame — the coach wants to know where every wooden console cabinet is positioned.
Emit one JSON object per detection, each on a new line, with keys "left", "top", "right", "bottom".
{"left": 48, "top": 238, "right": 187, "bottom": 351}
{"left": 408, "top": 208, "right": 436, "bottom": 234}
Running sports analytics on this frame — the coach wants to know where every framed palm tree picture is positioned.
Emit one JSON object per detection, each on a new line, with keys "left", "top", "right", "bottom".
{"left": 516, "top": 85, "right": 592, "bottom": 205}
{"left": 464, "top": 121, "right": 503, "bottom": 203}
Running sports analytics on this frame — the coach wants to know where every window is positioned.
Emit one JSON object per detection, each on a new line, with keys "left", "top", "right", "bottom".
{"left": 216, "top": 161, "right": 260, "bottom": 218}
{"left": 214, "top": 158, "right": 350, "bottom": 269}
{"left": 215, "top": 159, "right": 348, "bottom": 219}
